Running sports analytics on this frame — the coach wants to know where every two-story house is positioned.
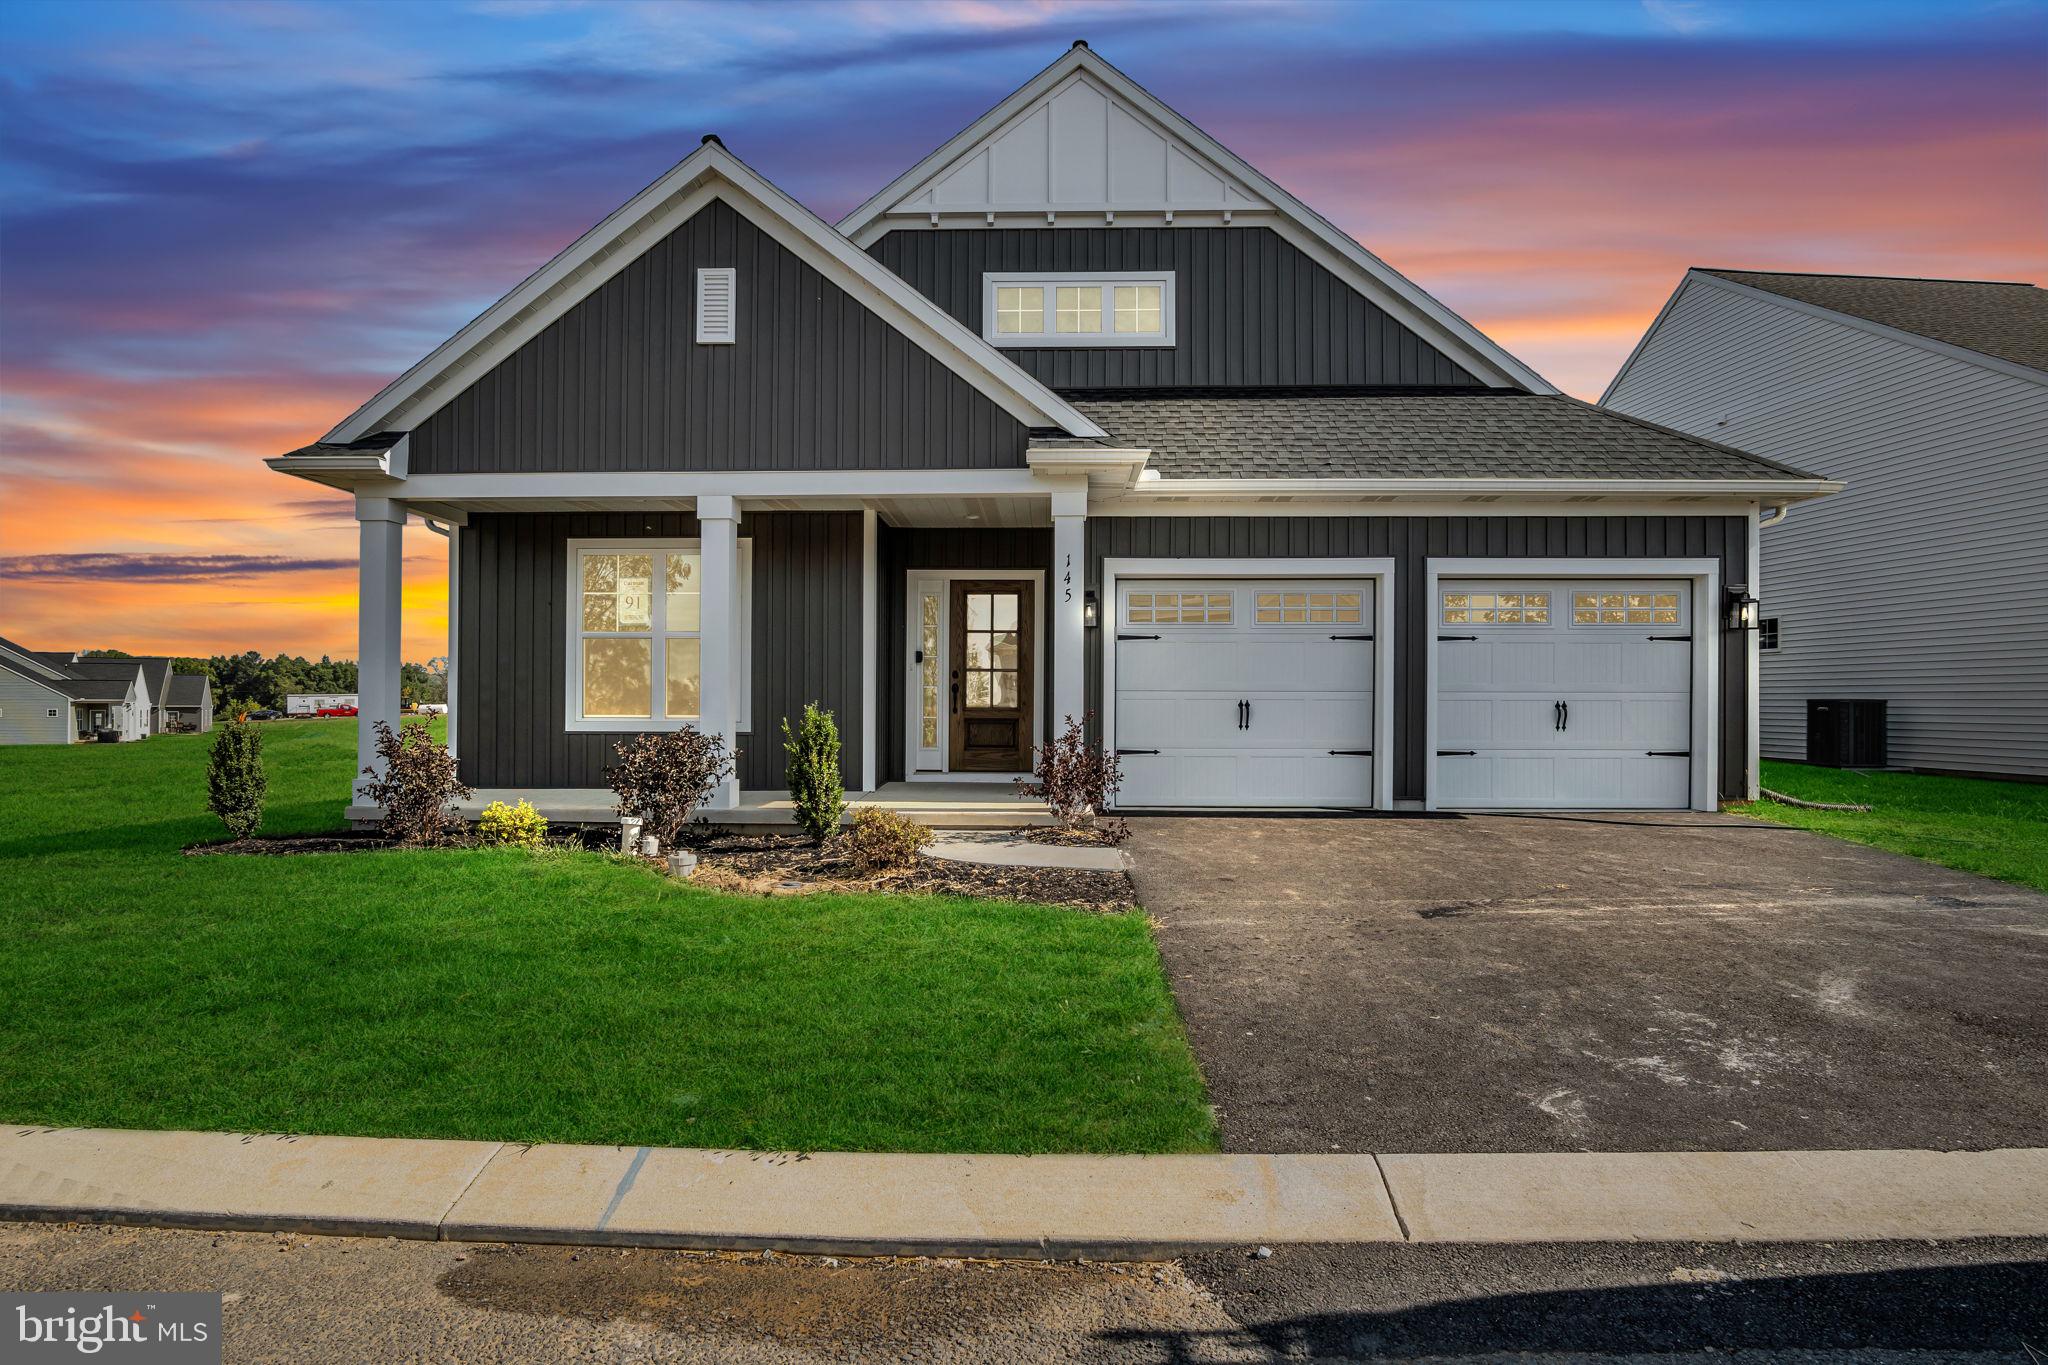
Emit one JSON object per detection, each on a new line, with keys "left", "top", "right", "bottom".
{"left": 1606, "top": 269, "right": 2047, "bottom": 780}
{"left": 271, "top": 44, "right": 1836, "bottom": 819}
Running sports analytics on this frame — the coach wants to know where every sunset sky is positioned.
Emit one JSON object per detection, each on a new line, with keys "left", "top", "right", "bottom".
{"left": 2, "top": 0, "right": 2042, "bottom": 662}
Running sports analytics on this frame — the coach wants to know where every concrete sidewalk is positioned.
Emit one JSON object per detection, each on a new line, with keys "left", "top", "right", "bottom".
{"left": 4, "top": 1127, "right": 2044, "bottom": 1259}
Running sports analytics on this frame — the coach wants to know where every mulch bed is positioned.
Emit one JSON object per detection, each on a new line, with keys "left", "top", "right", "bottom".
{"left": 682, "top": 829, "right": 1137, "bottom": 913}
{"left": 181, "top": 827, "right": 1135, "bottom": 912}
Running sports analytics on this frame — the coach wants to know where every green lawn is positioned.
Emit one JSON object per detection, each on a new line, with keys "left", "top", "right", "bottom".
{"left": 1732, "top": 760, "right": 2048, "bottom": 894}
{"left": 0, "top": 721, "right": 1215, "bottom": 1154}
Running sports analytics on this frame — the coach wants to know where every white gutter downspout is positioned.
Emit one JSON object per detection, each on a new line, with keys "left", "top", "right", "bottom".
{"left": 1743, "top": 506, "right": 1790, "bottom": 801}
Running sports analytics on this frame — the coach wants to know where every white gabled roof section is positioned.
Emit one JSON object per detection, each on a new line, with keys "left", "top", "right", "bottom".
{"left": 324, "top": 140, "right": 1107, "bottom": 446}
{"left": 839, "top": 45, "right": 1555, "bottom": 395}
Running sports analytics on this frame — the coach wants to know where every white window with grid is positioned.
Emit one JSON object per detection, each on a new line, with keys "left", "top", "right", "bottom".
{"left": 981, "top": 272, "right": 1173, "bottom": 347}
{"left": 565, "top": 539, "right": 751, "bottom": 732}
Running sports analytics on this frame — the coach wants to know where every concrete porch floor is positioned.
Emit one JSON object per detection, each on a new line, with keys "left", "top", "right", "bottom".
{"left": 365, "top": 781, "right": 1050, "bottom": 830}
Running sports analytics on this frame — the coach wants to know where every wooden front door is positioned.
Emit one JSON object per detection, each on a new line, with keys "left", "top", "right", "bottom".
{"left": 949, "top": 580, "right": 1033, "bottom": 772}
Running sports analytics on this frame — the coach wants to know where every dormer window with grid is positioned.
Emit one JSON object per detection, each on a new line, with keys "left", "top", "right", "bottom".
{"left": 982, "top": 272, "right": 1174, "bottom": 347}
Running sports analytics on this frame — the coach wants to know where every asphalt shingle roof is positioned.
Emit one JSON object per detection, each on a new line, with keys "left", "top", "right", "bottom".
{"left": 1702, "top": 270, "right": 2048, "bottom": 374}
{"left": 54, "top": 678, "right": 133, "bottom": 703}
{"left": 166, "top": 674, "right": 211, "bottom": 708}
{"left": 1062, "top": 390, "right": 1822, "bottom": 481}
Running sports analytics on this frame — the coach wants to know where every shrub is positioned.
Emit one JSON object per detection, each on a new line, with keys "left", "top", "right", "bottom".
{"left": 205, "top": 719, "right": 266, "bottom": 839}
{"left": 360, "top": 719, "right": 472, "bottom": 844}
{"left": 841, "top": 806, "right": 932, "bottom": 874}
{"left": 476, "top": 798, "right": 548, "bottom": 849}
{"left": 608, "top": 727, "right": 734, "bottom": 848}
{"left": 1018, "top": 713, "right": 1126, "bottom": 840}
{"left": 782, "top": 702, "right": 844, "bottom": 843}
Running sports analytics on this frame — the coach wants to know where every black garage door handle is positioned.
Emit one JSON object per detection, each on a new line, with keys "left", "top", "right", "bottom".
{"left": 1328, "top": 749, "right": 1373, "bottom": 756}
{"left": 1437, "top": 749, "right": 1477, "bottom": 756}
{"left": 1117, "top": 633, "right": 1160, "bottom": 641}
{"left": 1437, "top": 634, "right": 1478, "bottom": 642}
{"left": 1116, "top": 748, "right": 1160, "bottom": 756}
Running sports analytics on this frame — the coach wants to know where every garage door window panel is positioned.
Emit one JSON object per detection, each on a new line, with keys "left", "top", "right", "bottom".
{"left": 1257, "top": 590, "right": 1362, "bottom": 625}
{"left": 1572, "top": 589, "right": 1680, "bottom": 626}
{"left": 1443, "top": 590, "right": 1549, "bottom": 625}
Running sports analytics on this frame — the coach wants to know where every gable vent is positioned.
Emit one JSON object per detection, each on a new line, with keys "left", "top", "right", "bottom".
{"left": 695, "top": 267, "right": 736, "bottom": 344}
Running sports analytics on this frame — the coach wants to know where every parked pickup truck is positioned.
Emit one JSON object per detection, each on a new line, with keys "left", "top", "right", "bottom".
{"left": 314, "top": 704, "right": 359, "bottom": 718}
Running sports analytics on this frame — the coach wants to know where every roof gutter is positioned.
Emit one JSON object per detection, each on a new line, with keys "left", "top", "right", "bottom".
{"left": 1112, "top": 475, "right": 1844, "bottom": 502}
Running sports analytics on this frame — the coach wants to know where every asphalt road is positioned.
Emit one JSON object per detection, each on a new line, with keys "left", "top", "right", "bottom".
{"left": 1127, "top": 811, "right": 2048, "bottom": 1154}
{"left": 5, "top": 1221, "right": 2044, "bottom": 1362}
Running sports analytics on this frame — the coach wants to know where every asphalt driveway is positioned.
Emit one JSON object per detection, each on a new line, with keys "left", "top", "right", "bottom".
{"left": 1128, "top": 811, "right": 2048, "bottom": 1154}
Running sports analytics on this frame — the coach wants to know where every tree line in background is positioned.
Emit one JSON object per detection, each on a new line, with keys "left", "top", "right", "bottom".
{"left": 82, "top": 649, "right": 447, "bottom": 714}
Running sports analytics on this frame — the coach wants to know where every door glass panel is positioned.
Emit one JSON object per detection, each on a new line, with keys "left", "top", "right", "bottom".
{"left": 962, "top": 591, "right": 1021, "bottom": 713}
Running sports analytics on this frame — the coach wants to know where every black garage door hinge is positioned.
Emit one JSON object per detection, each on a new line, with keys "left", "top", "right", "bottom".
{"left": 1116, "top": 748, "right": 1161, "bottom": 756}
{"left": 1329, "top": 633, "right": 1374, "bottom": 641}
{"left": 1437, "top": 749, "right": 1478, "bottom": 757}
{"left": 1437, "top": 634, "right": 1478, "bottom": 641}
{"left": 1648, "top": 634, "right": 1693, "bottom": 642}
{"left": 1328, "top": 749, "right": 1373, "bottom": 756}
{"left": 1646, "top": 750, "right": 1691, "bottom": 757}
{"left": 1117, "top": 633, "right": 1160, "bottom": 641}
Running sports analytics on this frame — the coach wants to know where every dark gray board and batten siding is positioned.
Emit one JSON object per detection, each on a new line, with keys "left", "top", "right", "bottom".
{"left": 411, "top": 199, "right": 1030, "bottom": 475}
{"left": 1082, "top": 516, "right": 1753, "bottom": 803}
{"left": 457, "top": 511, "right": 862, "bottom": 793}
{"left": 866, "top": 227, "right": 1482, "bottom": 390}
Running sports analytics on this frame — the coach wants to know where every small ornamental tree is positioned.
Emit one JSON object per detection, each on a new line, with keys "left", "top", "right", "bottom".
{"left": 360, "top": 719, "right": 472, "bottom": 844}
{"left": 206, "top": 718, "right": 267, "bottom": 839}
{"left": 1018, "top": 713, "right": 1125, "bottom": 838}
{"left": 608, "top": 727, "right": 734, "bottom": 849}
{"left": 781, "top": 703, "right": 844, "bottom": 843}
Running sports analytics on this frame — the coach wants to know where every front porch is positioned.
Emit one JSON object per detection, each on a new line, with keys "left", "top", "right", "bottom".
{"left": 329, "top": 464, "right": 1114, "bottom": 828}
{"left": 348, "top": 781, "right": 1051, "bottom": 831}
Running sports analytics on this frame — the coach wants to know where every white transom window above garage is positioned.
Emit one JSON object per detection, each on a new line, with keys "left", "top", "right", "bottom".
{"left": 1127, "top": 589, "right": 1232, "bottom": 625}
{"left": 1441, "top": 590, "right": 1549, "bottom": 624}
{"left": 982, "top": 271, "right": 1174, "bottom": 347}
{"left": 1572, "top": 589, "right": 1681, "bottom": 625}
{"left": 1258, "top": 589, "right": 1364, "bottom": 625}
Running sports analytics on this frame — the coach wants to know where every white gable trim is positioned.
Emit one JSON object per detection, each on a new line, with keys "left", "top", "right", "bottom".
{"left": 1603, "top": 270, "right": 2048, "bottom": 403}
{"left": 323, "top": 142, "right": 1106, "bottom": 445}
{"left": 839, "top": 46, "right": 1554, "bottom": 395}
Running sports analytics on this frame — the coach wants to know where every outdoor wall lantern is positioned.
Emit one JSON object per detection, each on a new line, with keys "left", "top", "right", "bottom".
{"left": 1083, "top": 590, "right": 1100, "bottom": 629}
{"left": 1724, "top": 585, "right": 1761, "bottom": 632}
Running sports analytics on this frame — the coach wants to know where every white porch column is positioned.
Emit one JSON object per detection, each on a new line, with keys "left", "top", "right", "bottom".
{"left": 697, "top": 494, "right": 741, "bottom": 809}
{"left": 355, "top": 495, "right": 405, "bottom": 803}
{"left": 859, "top": 508, "right": 878, "bottom": 796}
{"left": 1050, "top": 481, "right": 1088, "bottom": 735}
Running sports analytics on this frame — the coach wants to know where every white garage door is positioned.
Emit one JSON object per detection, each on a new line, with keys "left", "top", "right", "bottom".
{"left": 1436, "top": 580, "right": 1693, "bottom": 810}
{"left": 1114, "top": 579, "right": 1375, "bottom": 808}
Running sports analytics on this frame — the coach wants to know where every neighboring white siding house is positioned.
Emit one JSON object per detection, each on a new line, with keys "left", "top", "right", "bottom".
{"left": 1606, "top": 270, "right": 2048, "bottom": 779}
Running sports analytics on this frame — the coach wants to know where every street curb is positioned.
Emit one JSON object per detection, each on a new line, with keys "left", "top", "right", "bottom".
{"left": 6, "top": 1127, "right": 2046, "bottom": 1260}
